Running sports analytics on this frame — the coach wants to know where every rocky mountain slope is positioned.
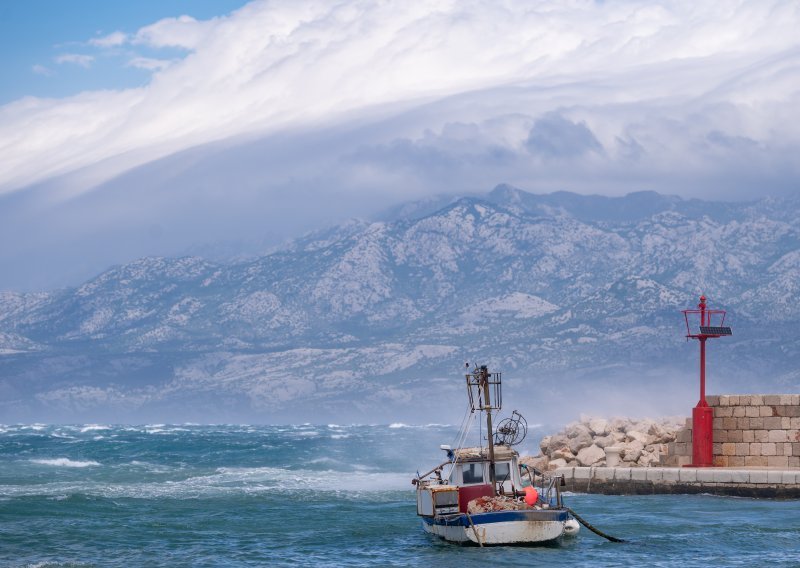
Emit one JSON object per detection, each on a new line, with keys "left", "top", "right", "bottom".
{"left": 2, "top": 187, "right": 800, "bottom": 423}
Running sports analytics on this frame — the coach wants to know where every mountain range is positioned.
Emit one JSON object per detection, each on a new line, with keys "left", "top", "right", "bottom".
{"left": 2, "top": 186, "right": 799, "bottom": 423}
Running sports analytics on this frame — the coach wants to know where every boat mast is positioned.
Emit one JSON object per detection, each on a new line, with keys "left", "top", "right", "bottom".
{"left": 466, "top": 364, "right": 502, "bottom": 497}
{"left": 479, "top": 365, "right": 497, "bottom": 496}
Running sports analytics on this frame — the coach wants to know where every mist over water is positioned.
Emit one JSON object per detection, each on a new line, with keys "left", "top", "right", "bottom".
{"left": 1, "top": 424, "right": 798, "bottom": 566}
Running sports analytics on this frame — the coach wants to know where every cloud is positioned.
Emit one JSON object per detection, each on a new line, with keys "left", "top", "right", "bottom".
{"left": 31, "top": 64, "right": 53, "bottom": 77}
{"left": 1, "top": 0, "right": 800, "bottom": 290}
{"left": 525, "top": 114, "right": 603, "bottom": 159}
{"left": 1, "top": 0, "right": 798, "bottom": 198}
{"left": 133, "top": 15, "right": 215, "bottom": 49}
{"left": 54, "top": 53, "right": 95, "bottom": 67}
{"left": 127, "top": 57, "right": 173, "bottom": 71}
{"left": 89, "top": 31, "right": 128, "bottom": 48}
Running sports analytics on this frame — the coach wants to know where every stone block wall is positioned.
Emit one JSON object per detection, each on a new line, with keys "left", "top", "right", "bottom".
{"left": 662, "top": 395, "right": 800, "bottom": 468}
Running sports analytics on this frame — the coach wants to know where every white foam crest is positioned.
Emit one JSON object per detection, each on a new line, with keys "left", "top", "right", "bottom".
{"left": 389, "top": 422, "right": 453, "bottom": 429}
{"left": 125, "top": 460, "right": 180, "bottom": 474}
{"left": 23, "top": 562, "right": 94, "bottom": 568}
{"left": 80, "top": 424, "right": 110, "bottom": 433}
{"left": 49, "top": 431, "right": 75, "bottom": 439}
{"left": 305, "top": 456, "right": 349, "bottom": 468}
{"left": 30, "top": 458, "right": 101, "bottom": 468}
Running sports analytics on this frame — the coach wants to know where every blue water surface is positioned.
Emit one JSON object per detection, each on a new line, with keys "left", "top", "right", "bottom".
{"left": 1, "top": 424, "right": 798, "bottom": 567}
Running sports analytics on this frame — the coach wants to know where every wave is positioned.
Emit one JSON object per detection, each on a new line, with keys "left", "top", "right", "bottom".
{"left": 29, "top": 458, "right": 101, "bottom": 468}
{"left": 79, "top": 424, "right": 111, "bottom": 433}
{"left": 49, "top": 431, "right": 76, "bottom": 440}
{"left": 293, "top": 431, "right": 319, "bottom": 437}
{"left": 0, "top": 465, "right": 414, "bottom": 500}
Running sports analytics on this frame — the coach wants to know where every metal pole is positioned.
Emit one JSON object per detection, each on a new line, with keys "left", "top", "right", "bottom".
{"left": 691, "top": 295, "right": 713, "bottom": 466}
{"left": 480, "top": 366, "right": 497, "bottom": 496}
{"left": 699, "top": 337, "right": 706, "bottom": 405}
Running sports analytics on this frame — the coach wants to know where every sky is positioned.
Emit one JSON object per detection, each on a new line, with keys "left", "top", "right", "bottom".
{"left": 1, "top": 0, "right": 799, "bottom": 291}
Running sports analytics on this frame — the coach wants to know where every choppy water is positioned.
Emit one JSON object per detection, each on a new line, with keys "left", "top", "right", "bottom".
{"left": 1, "top": 423, "right": 799, "bottom": 567}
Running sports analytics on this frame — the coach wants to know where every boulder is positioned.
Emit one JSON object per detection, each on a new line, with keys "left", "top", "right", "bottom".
{"left": 609, "top": 418, "right": 628, "bottom": 433}
{"left": 623, "top": 447, "right": 642, "bottom": 463}
{"left": 539, "top": 436, "right": 551, "bottom": 454}
{"left": 568, "top": 431, "right": 593, "bottom": 454}
{"left": 546, "top": 434, "right": 570, "bottom": 454}
{"left": 594, "top": 434, "right": 616, "bottom": 449}
{"left": 551, "top": 447, "right": 575, "bottom": 461}
{"left": 637, "top": 451, "right": 660, "bottom": 467}
{"left": 576, "top": 444, "right": 605, "bottom": 467}
{"left": 521, "top": 454, "right": 549, "bottom": 472}
{"left": 623, "top": 421, "right": 639, "bottom": 434}
{"left": 649, "top": 423, "right": 676, "bottom": 443}
{"left": 588, "top": 418, "right": 609, "bottom": 436}
{"left": 626, "top": 430, "right": 649, "bottom": 445}
{"left": 630, "top": 419, "right": 655, "bottom": 434}
{"left": 627, "top": 439, "right": 645, "bottom": 453}
{"left": 536, "top": 414, "right": 682, "bottom": 468}
{"left": 565, "top": 422, "right": 591, "bottom": 439}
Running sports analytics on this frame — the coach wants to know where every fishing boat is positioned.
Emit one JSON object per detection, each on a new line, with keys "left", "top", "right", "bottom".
{"left": 413, "top": 364, "right": 579, "bottom": 546}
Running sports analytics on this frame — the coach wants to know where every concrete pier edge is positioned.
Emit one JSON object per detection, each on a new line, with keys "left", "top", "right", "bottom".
{"left": 556, "top": 466, "right": 800, "bottom": 498}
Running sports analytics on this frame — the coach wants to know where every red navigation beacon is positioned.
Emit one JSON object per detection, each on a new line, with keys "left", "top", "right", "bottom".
{"left": 682, "top": 295, "right": 732, "bottom": 467}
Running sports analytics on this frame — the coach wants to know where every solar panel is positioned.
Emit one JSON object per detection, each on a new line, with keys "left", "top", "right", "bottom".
{"left": 700, "top": 326, "right": 732, "bottom": 336}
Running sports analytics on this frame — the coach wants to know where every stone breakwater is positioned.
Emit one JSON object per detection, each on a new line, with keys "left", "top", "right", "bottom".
{"left": 531, "top": 416, "right": 685, "bottom": 470}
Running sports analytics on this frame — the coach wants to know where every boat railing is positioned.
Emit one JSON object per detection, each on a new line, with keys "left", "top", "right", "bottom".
{"left": 521, "top": 464, "right": 564, "bottom": 508}
{"left": 412, "top": 460, "right": 450, "bottom": 487}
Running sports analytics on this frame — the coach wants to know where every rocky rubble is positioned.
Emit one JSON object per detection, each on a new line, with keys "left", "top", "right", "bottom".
{"left": 525, "top": 416, "right": 685, "bottom": 470}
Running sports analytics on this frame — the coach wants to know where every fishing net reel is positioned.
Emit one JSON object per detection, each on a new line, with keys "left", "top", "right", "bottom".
{"left": 493, "top": 410, "right": 527, "bottom": 446}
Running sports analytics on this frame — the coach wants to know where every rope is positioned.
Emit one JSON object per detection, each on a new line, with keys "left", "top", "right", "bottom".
{"left": 444, "top": 404, "right": 475, "bottom": 481}
{"left": 564, "top": 507, "right": 626, "bottom": 543}
{"left": 465, "top": 512, "right": 484, "bottom": 547}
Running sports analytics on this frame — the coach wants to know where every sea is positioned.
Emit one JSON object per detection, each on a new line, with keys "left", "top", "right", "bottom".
{"left": 1, "top": 423, "right": 799, "bottom": 567}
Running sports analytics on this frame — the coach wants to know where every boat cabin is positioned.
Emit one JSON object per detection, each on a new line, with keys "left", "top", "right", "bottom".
{"left": 416, "top": 444, "right": 528, "bottom": 517}
{"left": 447, "top": 445, "right": 522, "bottom": 493}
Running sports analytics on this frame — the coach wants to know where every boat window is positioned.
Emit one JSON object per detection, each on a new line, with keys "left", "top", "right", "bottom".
{"left": 462, "top": 462, "right": 484, "bottom": 484}
{"left": 495, "top": 462, "right": 510, "bottom": 483}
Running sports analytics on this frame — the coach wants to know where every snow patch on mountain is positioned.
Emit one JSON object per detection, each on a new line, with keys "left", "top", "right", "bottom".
{"left": 465, "top": 293, "right": 558, "bottom": 320}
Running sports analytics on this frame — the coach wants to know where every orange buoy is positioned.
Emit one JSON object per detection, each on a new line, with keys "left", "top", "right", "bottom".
{"left": 524, "top": 485, "right": 538, "bottom": 506}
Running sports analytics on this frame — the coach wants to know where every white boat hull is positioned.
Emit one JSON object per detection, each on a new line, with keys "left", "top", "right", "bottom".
{"left": 422, "top": 509, "right": 567, "bottom": 545}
